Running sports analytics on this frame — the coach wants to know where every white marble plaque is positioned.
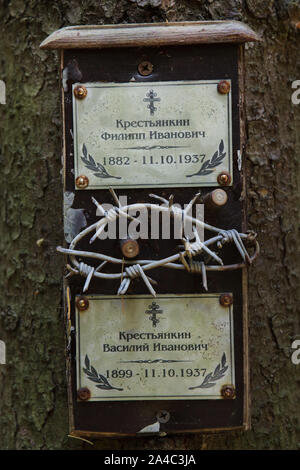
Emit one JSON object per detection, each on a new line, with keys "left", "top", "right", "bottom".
{"left": 76, "top": 294, "right": 235, "bottom": 401}
{"left": 73, "top": 80, "right": 232, "bottom": 189}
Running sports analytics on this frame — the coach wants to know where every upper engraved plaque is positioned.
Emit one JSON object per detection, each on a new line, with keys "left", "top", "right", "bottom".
{"left": 73, "top": 80, "right": 232, "bottom": 189}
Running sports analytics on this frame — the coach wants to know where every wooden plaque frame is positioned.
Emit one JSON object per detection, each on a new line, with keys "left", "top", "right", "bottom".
{"left": 41, "top": 21, "right": 259, "bottom": 438}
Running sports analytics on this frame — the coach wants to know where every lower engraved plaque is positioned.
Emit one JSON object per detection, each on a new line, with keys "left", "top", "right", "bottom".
{"left": 76, "top": 294, "right": 235, "bottom": 401}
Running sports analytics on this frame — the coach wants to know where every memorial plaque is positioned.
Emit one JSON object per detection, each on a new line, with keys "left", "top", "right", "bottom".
{"left": 40, "top": 21, "right": 260, "bottom": 437}
{"left": 73, "top": 80, "right": 232, "bottom": 189}
{"left": 76, "top": 294, "right": 235, "bottom": 401}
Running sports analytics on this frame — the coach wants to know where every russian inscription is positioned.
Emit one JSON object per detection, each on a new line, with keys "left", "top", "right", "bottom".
{"left": 76, "top": 294, "right": 235, "bottom": 401}
{"left": 73, "top": 80, "right": 232, "bottom": 189}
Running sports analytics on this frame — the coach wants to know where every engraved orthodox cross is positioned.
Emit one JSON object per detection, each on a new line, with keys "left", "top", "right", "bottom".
{"left": 143, "top": 89, "right": 161, "bottom": 116}
{"left": 145, "top": 302, "right": 163, "bottom": 328}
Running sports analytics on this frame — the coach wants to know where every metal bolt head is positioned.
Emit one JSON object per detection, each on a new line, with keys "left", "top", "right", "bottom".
{"left": 217, "top": 171, "right": 231, "bottom": 186}
{"left": 77, "top": 387, "right": 91, "bottom": 401}
{"left": 156, "top": 410, "right": 170, "bottom": 424}
{"left": 219, "top": 293, "right": 233, "bottom": 308}
{"left": 120, "top": 238, "right": 140, "bottom": 259}
{"left": 74, "top": 85, "right": 87, "bottom": 99}
{"left": 221, "top": 384, "right": 236, "bottom": 399}
{"left": 76, "top": 296, "right": 89, "bottom": 311}
{"left": 217, "top": 80, "right": 231, "bottom": 95}
{"left": 75, "top": 175, "right": 89, "bottom": 189}
{"left": 210, "top": 189, "right": 228, "bottom": 207}
{"left": 138, "top": 61, "right": 153, "bottom": 76}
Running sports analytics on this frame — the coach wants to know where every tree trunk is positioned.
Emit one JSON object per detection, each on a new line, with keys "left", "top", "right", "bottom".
{"left": 0, "top": 0, "right": 299, "bottom": 450}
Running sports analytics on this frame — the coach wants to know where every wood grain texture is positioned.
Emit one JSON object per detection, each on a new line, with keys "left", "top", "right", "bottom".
{"left": 40, "top": 21, "right": 260, "bottom": 50}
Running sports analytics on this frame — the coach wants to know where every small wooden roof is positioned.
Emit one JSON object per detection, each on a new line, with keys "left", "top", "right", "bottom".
{"left": 40, "top": 21, "right": 259, "bottom": 50}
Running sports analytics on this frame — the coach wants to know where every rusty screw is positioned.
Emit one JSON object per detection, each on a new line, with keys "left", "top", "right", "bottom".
{"left": 77, "top": 387, "right": 91, "bottom": 401}
{"left": 217, "top": 171, "right": 231, "bottom": 186}
{"left": 138, "top": 61, "right": 153, "bottom": 76}
{"left": 74, "top": 85, "right": 87, "bottom": 100}
{"left": 219, "top": 293, "right": 233, "bottom": 308}
{"left": 76, "top": 296, "right": 89, "bottom": 311}
{"left": 120, "top": 238, "right": 140, "bottom": 259}
{"left": 217, "top": 80, "right": 231, "bottom": 95}
{"left": 75, "top": 175, "right": 89, "bottom": 189}
{"left": 156, "top": 410, "right": 170, "bottom": 424}
{"left": 221, "top": 384, "right": 236, "bottom": 399}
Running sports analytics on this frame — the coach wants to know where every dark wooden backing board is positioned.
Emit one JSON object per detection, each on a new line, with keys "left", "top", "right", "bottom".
{"left": 61, "top": 43, "right": 249, "bottom": 437}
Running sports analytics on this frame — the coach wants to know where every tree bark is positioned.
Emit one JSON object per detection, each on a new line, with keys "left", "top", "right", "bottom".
{"left": 0, "top": 0, "right": 299, "bottom": 450}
